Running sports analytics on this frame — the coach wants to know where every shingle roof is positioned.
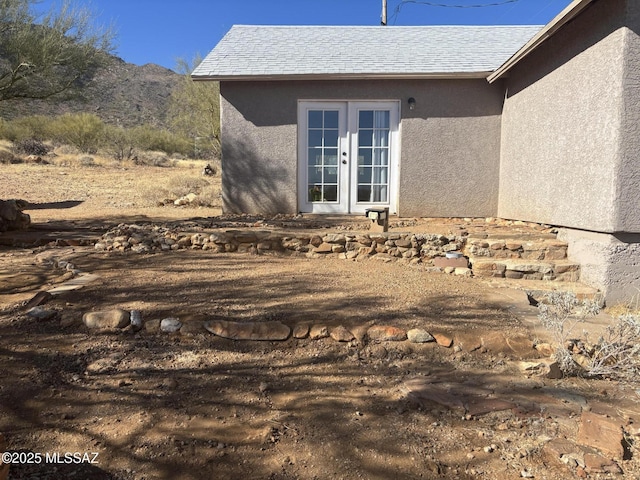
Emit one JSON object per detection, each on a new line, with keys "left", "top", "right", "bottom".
{"left": 192, "top": 25, "right": 542, "bottom": 80}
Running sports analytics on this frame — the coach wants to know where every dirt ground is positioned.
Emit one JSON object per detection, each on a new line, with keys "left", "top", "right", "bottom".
{"left": 1, "top": 162, "right": 639, "bottom": 480}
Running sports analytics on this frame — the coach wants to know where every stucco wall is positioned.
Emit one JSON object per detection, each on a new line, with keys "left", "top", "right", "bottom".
{"left": 220, "top": 79, "right": 503, "bottom": 216}
{"left": 558, "top": 228, "right": 640, "bottom": 305}
{"left": 499, "top": 0, "right": 630, "bottom": 233}
{"left": 617, "top": 1, "right": 640, "bottom": 232}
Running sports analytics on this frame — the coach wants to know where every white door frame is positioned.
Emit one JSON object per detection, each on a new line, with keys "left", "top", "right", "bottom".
{"left": 297, "top": 100, "right": 400, "bottom": 215}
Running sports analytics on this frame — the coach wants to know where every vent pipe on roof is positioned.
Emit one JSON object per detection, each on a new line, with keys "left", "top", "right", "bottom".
{"left": 381, "top": 0, "right": 387, "bottom": 25}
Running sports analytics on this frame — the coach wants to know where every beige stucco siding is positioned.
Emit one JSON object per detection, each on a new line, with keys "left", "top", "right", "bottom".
{"left": 220, "top": 89, "right": 298, "bottom": 214}
{"left": 617, "top": 2, "right": 640, "bottom": 231}
{"left": 220, "top": 79, "right": 503, "bottom": 216}
{"left": 499, "top": 0, "right": 629, "bottom": 233}
{"left": 399, "top": 80, "right": 503, "bottom": 217}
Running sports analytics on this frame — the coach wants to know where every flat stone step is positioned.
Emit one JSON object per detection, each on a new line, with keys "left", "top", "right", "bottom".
{"left": 471, "top": 258, "right": 580, "bottom": 282}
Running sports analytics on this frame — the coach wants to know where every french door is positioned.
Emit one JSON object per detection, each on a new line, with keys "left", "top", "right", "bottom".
{"left": 298, "top": 101, "right": 399, "bottom": 214}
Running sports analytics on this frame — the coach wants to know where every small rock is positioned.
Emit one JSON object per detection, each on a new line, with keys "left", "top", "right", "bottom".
{"left": 27, "top": 306, "right": 57, "bottom": 320}
{"left": 293, "top": 324, "right": 310, "bottom": 339}
{"left": 444, "top": 266, "right": 455, "bottom": 274}
{"left": 160, "top": 318, "right": 182, "bottom": 333}
{"left": 407, "top": 328, "right": 434, "bottom": 343}
{"left": 25, "top": 291, "right": 53, "bottom": 309}
{"left": 131, "top": 244, "right": 150, "bottom": 254}
{"left": 367, "top": 325, "right": 407, "bottom": 342}
{"left": 454, "top": 267, "right": 472, "bottom": 276}
{"left": 309, "top": 325, "right": 329, "bottom": 340}
{"left": 144, "top": 319, "right": 161, "bottom": 333}
{"left": 433, "top": 333, "right": 453, "bottom": 348}
{"left": 174, "top": 193, "right": 198, "bottom": 206}
{"left": 130, "top": 310, "right": 143, "bottom": 331}
{"left": 83, "top": 309, "right": 130, "bottom": 329}
{"left": 520, "top": 470, "right": 534, "bottom": 478}
{"left": 330, "top": 326, "right": 355, "bottom": 342}
{"left": 94, "top": 242, "right": 107, "bottom": 251}
{"left": 259, "top": 382, "right": 269, "bottom": 393}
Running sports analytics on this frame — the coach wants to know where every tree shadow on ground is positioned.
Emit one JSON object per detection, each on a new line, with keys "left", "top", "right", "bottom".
{"left": 0, "top": 249, "right": 622, "bottom": 479}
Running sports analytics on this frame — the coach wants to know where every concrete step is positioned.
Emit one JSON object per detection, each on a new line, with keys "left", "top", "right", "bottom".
{"left": 471, "top": 258, "right": 581, "bottom": 282}
{"left": 464, "top": 237, "right": 568, "bottom": 262}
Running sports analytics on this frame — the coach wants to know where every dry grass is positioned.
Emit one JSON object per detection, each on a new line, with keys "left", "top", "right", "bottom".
{"left": 143, "top": 171, "right": 222, "bottom": 208}
{"left": 606, "top": 290, "right": 640, "bottom": 317}
{"left": 2, "top": 150, "right": 222, "bottom": 222}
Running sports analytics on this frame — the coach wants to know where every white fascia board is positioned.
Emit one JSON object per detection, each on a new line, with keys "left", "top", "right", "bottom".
{"left": 191, "top": 71, "right": 492, "bottom": 82}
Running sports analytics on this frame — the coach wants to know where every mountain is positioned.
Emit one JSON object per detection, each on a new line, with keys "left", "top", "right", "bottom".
{"left": 0, "top": 55, "right": 182, "bottom": 130}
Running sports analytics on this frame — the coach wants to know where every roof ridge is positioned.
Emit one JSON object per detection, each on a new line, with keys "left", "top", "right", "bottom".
{"left": 230, "top": 24, "right": 544, "bottom": 29}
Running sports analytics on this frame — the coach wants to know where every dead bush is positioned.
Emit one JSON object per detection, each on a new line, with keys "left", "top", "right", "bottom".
{"left": 539, "top": 291, "right": 640, "bottom": 380}
{"left": 135, "top": 151, "right": 175, "bottom": 167}
{"left": 13, "top": 139, "right": 50, "bottom": 156}
{"left": 78, "top": 156, "right": 96, "bottom": 167}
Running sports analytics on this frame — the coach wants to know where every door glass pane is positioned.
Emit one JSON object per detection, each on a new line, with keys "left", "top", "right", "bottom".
{"left": 307, "top": 108, "right": 341, "bottom": 204}
{"left": 324, "top": 148, "right": 338, "bottom": 165}
{"left": 308, "top": 130, "right": 323, "bottom": 148}
{"left": 356, "top": 109, "right": 391, "bottom": 204}
{"left": 374, "top": 111, "right": 389, "bottom": 129}
{"left": 373, "top": 167, "right": 388, "bottom": 183}
{"left": 359, "top": 130, "right": 373, "bottom": 147}
{"left": 308, "top": 184, "right": 322, "bottom": 202}
{"left": 358, "top": 167, "right": 371, "bottom": 183}
{"left": 325, "top": 129, "right": 339, "bottom": 147}
{"left": 323, "top": 185, "right": 338, "bottom": 202}
{"left": 372, "top": 185, "right": 388, "bottom": 202}
{"left": 308, "top": 167, "right": 322, "bottom": 183}
{"left": 359, "top": 110, "right": 373, "bottom": 128}
{"left": 373, "top": 149, "right": 388, "bottom": 166}
{"left": 324, "top": 111, "right": 339, "bottom": 129}
{"left": 358, "top": 185, "right": 371, "bottom": 202}
{"left": 358, "top": 149, "right": 372, "bottom": 166}
{"left": 324, "top": 166, "right": 338, "bottom": 183}
{"left": 374, "top": 131, "right": 389, "bottom": 147}
{"left": 309, "top": 110, "right": 323, "bottom": 129}
{"left": 308, "top": 149, "right": 321, "bottom": 166}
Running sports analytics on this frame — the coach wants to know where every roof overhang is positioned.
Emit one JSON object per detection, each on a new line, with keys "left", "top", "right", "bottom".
{"left": 487, "top": 0, "right": 596, "bottom": 83}
{"left": 192, "top": 71, "right": 493, "bottom": 82}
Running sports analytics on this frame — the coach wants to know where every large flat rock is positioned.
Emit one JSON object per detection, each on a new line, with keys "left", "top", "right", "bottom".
{"left": 204, "top": 319, "right": 291, "bottom": 341}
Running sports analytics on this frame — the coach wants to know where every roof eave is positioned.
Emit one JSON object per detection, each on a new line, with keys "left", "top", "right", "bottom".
{"left": 487, "top": 0, "right": 596, "bottom": 83}
{"left": 192, "top": 71, "right": 493, "bottom": 82}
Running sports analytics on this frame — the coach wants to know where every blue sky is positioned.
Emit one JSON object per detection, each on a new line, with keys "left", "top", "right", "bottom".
{"left": 38, "top": 0, "right": 574, "bottom": 71}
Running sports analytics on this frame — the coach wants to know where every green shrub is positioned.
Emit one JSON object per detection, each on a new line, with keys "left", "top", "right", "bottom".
{"left": 102, "top": 125, "right": 135, "bottom": 161}
{"left": 50, "top": 113, "right": 105, "bottom": 153}
{"left": 0, "top": 116, "right": 54, "bottom": 142}
{"left": 130, "top": 125, "right": 191, "bottom": 157}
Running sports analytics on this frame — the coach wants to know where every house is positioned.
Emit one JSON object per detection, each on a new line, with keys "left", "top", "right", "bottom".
{"left": 192, "top": 0, "right": 640, "bottom": 304}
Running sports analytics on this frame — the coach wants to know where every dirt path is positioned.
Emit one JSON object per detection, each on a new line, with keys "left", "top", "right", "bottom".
{"left": 1, "top": 163, "right": 639, "bottom": 479}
